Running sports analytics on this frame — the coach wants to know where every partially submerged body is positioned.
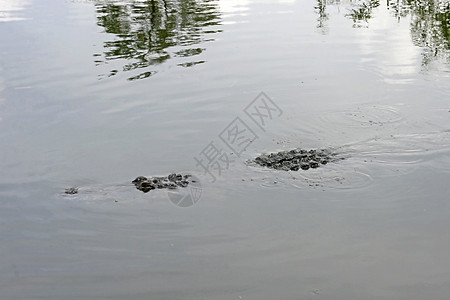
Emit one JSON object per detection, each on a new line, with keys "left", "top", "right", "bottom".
{"left": 253, "top": 148, "right": 342, "bottom": 171}
{"left": 132, "top": 173, "right": 192, "bottom": 193}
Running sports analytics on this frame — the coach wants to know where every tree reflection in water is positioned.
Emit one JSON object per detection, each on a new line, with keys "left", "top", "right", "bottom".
{"left": 94, "top": 0, "right": 222, "bottom": 80}
{"left": 347, "top": 0, "right": 380, "bottom": 28}
{"left": 315, "top": 0, "right": 330, "bottom": 34}
{"left": 403, "top": 0, "right": 449, "bottom": 67}
{"left": 315, "top": 0, "right": 449, "bottom": 68}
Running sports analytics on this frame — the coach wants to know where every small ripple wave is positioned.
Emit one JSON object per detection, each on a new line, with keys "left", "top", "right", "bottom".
{"left": 320, "top": 103, "right": 404, "bottom": 128}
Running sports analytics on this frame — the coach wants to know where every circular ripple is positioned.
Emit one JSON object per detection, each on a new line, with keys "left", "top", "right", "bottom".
{"left": 320, "top": 104, "right": 404, "bottom": 128}
{"left": 259, "top": 176, "right": 292, "bottom": 189}
{"left": 243, "top": 160, "right": 373, "bottom": 191}
{"left": 345, "top": 131, "right": 450, "bottom": 165}
{"left": 289, "top": 165, "right": 374, "bottom": 190}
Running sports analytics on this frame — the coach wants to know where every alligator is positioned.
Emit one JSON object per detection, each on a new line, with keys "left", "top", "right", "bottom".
{"left": 132, "top": 173, "right": 193, "bottom": 193}
{"left": 64, "top": 149, "right": 342, "bottom": 195}
{"left": 253, "top": 148, "right": 342, "bottom": 171}
{"left": 64, "top": 173, "right": 194, "bottom": 195}
{"left": 63, "top": 131, "right": 450, "bottom": 195}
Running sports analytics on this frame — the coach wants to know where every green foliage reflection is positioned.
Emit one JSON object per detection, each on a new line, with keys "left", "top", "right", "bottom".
{"left": 401, "top": 0, "right": 449, "bottom": 66}
{"left": 94, "top": 0, "right": 222, "bottom": 80}
{"left": 315, "top": 0, "right": 449, "bottom": 67}
{"left": 347, "top": 0, "right": 380, "bottom": 27}
{"left": 315, "top": 0, "right": 330, "bottom": 34}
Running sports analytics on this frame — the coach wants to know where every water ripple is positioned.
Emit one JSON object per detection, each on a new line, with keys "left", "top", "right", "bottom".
{"left": 244, "top": 130, "right": 450, "bottom": 191}
{"left": 320, "top": 103, "right": 404, "bottom": 128}
{"left": 344, "top": 131, "right": 450, "bottom": 174}
{"left": 289, "top": 166, "right": 374, "bottom": 190}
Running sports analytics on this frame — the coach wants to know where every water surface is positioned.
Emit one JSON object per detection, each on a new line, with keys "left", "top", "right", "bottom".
{"left": 1, "top": 0, "right": 449, "bottom": 299}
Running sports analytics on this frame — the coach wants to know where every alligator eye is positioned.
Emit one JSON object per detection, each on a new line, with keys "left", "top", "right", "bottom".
{"left": 132, "top": 176, "right": 147, "bottom": 184}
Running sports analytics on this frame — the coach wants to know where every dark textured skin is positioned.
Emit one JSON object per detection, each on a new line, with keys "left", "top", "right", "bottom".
{"left": 132, "top": 173, "right": 191, "bottom": 193}
{"left": 64, "top": 150, "right": 340, "bottom": 195}
{"left": 65, "top": 187, "right": 78, "bottom": 195}
{"left": 64, "top": 174, "right": 192, "bottom": 195}
{"left": 253, "top": 148, "right": 340, "bottom": 171}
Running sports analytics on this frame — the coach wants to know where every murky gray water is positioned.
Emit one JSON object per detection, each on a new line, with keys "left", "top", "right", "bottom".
{"left": 1, "top": 0, "right": 449, "bottom": 299}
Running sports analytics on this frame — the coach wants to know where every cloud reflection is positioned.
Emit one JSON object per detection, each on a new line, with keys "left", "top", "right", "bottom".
{"left": 0, "top": 0, "right": 30, "bottom": 22}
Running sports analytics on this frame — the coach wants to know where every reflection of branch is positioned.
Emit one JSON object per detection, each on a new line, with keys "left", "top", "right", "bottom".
{"left": 315, "top": 0, "right": 449, "bottom": 67}
{"left": 346, "top": 0, "right": 379, "bottom": 27}
{"left": 387, "top": 0, "right": 411, "bottom": 21}
{"left": 315, "top": 0, "right": 329, "bottom": 34}
{"left": 94, "top": 0, "right": 222, "bottom": 80}
{"left": 408, "top": 0, "right": 450, "bottom": 67}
